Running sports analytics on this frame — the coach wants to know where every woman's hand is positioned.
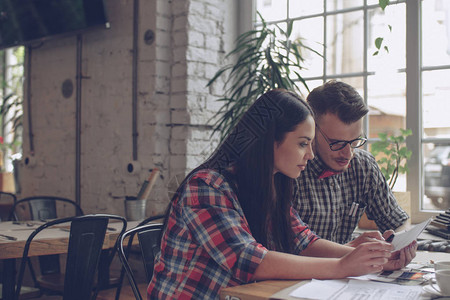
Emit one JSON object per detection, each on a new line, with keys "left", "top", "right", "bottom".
{"left": 382, "top": 240, "right": 417, "bottom": 271}
{"left": 337, "top": 241, "right": 393, "bottom": 277}
{"left": 345, "top": 231, "right": 385, "bottom": 248}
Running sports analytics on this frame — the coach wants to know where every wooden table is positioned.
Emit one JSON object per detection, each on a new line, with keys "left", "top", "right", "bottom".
{"left": 219, "top": 251, "right": 450, "bottom": 300}
{"left": 0, "top": 219, "right": 141, "bottom": 299}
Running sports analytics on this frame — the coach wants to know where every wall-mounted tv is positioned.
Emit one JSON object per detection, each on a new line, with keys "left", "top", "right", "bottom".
{"left": 0, "top": 0, "right": 109, "bottom": 50}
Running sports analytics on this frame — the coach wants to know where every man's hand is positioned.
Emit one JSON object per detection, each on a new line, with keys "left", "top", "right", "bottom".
{"left": 382, "top": 240, "right": 417, "bottom": 271}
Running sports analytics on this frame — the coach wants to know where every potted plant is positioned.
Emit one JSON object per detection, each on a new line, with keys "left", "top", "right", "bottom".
{"left": 359, "top": 128, "right": 413, "bottom": 229}
{"left": 207, "top": 13, "right": 318, "bottom": 141}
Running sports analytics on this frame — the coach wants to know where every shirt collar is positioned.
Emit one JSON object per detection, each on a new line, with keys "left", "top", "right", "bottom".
{"left": 308, "top": 155, "right": 348, "bottom": 179}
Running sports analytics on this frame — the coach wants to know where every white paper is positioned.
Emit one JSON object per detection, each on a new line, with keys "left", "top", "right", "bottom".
{"left": 289, "top": 279, "right": 423, "bottom": 300}
{"left": 391, "top": 218, "right": 432, "bottom": 251}
{"left": 331, "top": 279, "right": 423, "bottom": 300}
{"left": 288, "top": 279, "right": 347, "bottom": 300}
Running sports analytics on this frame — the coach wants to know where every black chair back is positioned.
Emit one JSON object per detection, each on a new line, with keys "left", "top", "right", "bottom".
{"left": 113, "top": 214, "right": 164, "bottom": 300}
{"left": 0, "top": 191, "right": 16, "bottom": 221}
{"left": 116, "top": 222, "right": 164, "bottom": 300}
{"left": 138, "top": 225, "right": 163, "bottom": 282}
{"left": 8, "top": 196, "right": 85, "bottom": 290}
{"left": 14, "top": 214, "right": 127, "bottom": 300}
{"left": 9, "top": 196, "right": 84, "bottom": 221}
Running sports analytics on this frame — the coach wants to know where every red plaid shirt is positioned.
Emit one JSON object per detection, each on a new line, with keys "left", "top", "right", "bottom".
{"left": 147, "top": 169, "right": 319, "bottom": 299}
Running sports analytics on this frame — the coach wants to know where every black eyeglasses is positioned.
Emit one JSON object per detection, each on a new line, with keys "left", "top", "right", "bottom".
{"left": 316, "top": 125, "right": 367, "bottom": 151}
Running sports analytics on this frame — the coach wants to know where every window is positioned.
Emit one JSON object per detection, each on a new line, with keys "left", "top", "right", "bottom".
{"left": 254, "top": 0, "right": 447, "bottom": 221}
{"left": 0, "top": 47, "right": 24, "bottom": 172}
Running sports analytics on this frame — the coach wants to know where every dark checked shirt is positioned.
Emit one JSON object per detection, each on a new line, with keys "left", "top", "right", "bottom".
{"left": 293, "top": 149, "right": 408, "bottom": 245}
{"left": 148, "top": 169, "right": 319, "bottom": 299}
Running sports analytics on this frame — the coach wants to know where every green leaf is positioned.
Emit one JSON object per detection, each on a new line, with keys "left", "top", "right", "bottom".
{"left": 379, "top": 0, "right": 390, "bottom": 10}
{"left": 375, "top": 37, "right": 384, "bottom": 50}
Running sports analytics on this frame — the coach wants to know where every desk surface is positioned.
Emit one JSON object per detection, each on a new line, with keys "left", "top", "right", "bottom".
{"left": 0, "top": 219, "right": 141, "bottom": 259}
{"left": 219, "top": 251, "right": 450, "bottom": 300}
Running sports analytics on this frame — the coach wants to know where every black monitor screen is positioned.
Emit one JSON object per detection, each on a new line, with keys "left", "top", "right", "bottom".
{"left": 0, "top": 0, "right": 109, "bottom": 49}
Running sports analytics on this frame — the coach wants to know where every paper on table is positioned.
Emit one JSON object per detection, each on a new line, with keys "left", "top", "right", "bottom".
{"left": 288, "top": 279, "right": 422, "bottom": 300}
{"left": 332, "top": 279, "right": 422, "bottom": 300}
{"left": 288, "top": 279, "right": 347, "bottom": 300}
{"left": 391, "top": 218, "right": 432, "bottom": 251}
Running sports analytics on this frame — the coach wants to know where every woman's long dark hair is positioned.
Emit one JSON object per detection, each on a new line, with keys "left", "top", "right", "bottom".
{"left": 163, "top": 89, "right": 313, "bottom": 253}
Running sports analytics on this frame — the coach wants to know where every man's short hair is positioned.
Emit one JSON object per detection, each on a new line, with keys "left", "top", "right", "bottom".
{"left": 306, "top": 80, "right": 369, "bottom": 124}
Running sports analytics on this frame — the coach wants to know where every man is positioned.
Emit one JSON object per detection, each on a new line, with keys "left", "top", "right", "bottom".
{"left": 294, "top": 80, "right": 409, "bottom": 246}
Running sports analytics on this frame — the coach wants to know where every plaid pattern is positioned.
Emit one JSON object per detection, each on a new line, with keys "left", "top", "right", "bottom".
{"left": 293, "top": 149, "right": 408, "bottom": 244}
{"left": 148, "top": 169, "right": 318, "bottom": 299}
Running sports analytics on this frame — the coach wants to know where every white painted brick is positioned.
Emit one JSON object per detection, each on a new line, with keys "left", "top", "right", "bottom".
{"left": 186, "top": 47, "right": 218, "bottom": 64}
{"left": 205, "top": 35, "right": 221, "bottom": 52}
{"left": 170, "top": 139, "right": 188, "bottom": 154}
{"left": 186, "top": 77, "right": 210, "bottom": 94}
{"left": 205, "top": 3, "right": 224, "bottom": 20}
{"left": 173, "top": 31, "right": 188, "bottom": 47}
{"left": 171, "top": 110, "right": 190, "bottom": 124}
{"left": 189, "top": 1, "right": 205, "bottom": 16}
{"left": 169, "top": 155, "right": 188, "bottom": 171}
{"left": 156, "top": 29, "right": 171, "bottom": 47}
{"left": 173, "top": 15, "right": 189, "bottom": 32}
{"left": 19, "top": 0, "right": 236, "bottom": 217}
{"left": 156, "top": 0, "right": 171, "bottom": 16}
{"left": 172, "top": 47, "right": 187, "bottom": 63}
{"left": 172, "top": 125, "right": 189, "bottom": 139}
{"left": 188, "top": 31, "right": 204, "bottom": 48}
{"left": 171, "top": 94, "right": 188, "bottom": 109}
{"left": 172, "top": 0, "right": 189, "bottom": 17}
{"left": 188, "top": 15, "right": 218, "bottom": 35}
{"left": 171, "top": 78, "right": 187, "bottom": 94}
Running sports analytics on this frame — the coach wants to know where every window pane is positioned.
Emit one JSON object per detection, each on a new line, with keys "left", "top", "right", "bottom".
{"left": 256, "top": 0, "right": 287, "bottom": 22}
{"left": 292, "top": 18, "right": 324, "bottom": 78}
{"left": 300, "top": 79, "right": 324, "bottom": 99}
{"left": 327, "top": 0, "right": 364, "bottom": 11}
{"left": 422, "top": 69, "right": 450, "bottom": 139}
{"left": 422, "top": 0, "right": 450, "bottom": 67}
{"left": 289, "top": 0, "right": 323, "bottom": 18}
{"left": 326, "top": 11, "right": 364, "bottom": 75}
{"left": 367, "top": 73, "right": 406, "bottom": 133}
{"left": 423, "top": 142, "right": 450, "bottom": 210}
{"left": 367, "top": 4, "right": 406, "bottom": 72}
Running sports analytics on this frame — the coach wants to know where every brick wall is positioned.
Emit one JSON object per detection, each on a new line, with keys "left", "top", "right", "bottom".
{"left": 18, "top": 0, "right": 238, "bottom": 217}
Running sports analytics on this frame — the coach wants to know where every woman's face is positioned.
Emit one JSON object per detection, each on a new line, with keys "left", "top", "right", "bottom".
{"left": 273, "top": 115, "right": 315, "bottom": 178}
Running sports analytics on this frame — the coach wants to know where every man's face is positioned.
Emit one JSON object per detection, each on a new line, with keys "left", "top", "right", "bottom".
{"left": 314, "top": 113, "right": 363, "bottom": 172}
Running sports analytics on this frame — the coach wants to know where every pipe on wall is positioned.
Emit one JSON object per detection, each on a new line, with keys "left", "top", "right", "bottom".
{"left": 132, "top": 0, "right": 139, "bottom": 161}
{"left": 75, "top": 35, "right": 82, "bottom": 206}
{"left": 26, "top": 46, "right": 34, "bottom": 154}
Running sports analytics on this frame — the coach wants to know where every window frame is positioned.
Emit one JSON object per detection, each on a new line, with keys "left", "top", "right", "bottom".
{"left": 245, "top": 0, "right": 439, "bottom": 223}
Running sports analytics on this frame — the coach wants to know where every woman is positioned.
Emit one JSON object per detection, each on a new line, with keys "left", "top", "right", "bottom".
{"left": 148, "top": 90, "right": 411, "bottom": 299}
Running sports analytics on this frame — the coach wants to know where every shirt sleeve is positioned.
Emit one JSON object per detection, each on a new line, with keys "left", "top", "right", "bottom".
{"left": 290, "top": 206, "right": 320, "bottom": 255}
{"left": 179, "top": 171, "right": 268, "bottom": 283}
{"left": 363, "top": 153, "right": 409, "bottom": 232}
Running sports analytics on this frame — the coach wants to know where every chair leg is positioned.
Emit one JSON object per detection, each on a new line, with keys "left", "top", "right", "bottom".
{"left": 26, "top": 258, "right": 40, "bottom": 289}
{"left": 114, "top": 267, "right": 126, "bottom": 300}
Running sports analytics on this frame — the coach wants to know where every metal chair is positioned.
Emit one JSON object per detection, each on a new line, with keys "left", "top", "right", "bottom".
{"left": 8, "top": 196, "right": 84, "bottom": 295}
{"left": 96, "top": 214, "right": 165, "bottom": 300}
{"left": 14, "top": 214, "right": 127, "bottom": 300}
{"left": 9, "top": 196, "right": 83, "bottom": 221}
{"left": 116, "top": 222, "right": 164, "bottom": 300}
{"left": 0, "top": 191, "right": 16, "bottom": 221}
